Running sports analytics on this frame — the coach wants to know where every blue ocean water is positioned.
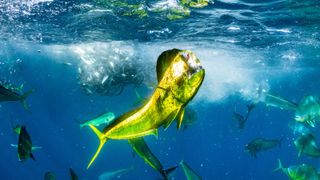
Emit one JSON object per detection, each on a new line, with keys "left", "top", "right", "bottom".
{"left": 0, "top": 0, "right": 320, "bottom": 179}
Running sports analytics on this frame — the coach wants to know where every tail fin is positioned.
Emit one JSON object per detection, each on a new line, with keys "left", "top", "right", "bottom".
{"left": 21, "top": 89, "right": 33, "bottom": 111}
{"left": 273, "top": 159, "right": 283, "bottom": 172}
{"left": 246, "top": 103, "right": 256, "bottom": 112}
{"left": 87, "top": 124, "right": 107, "bottom": 169}
{"left": 244, "top": 103, "right": 256, "bottom": 120}
{"left": 74, "top": 119, "right": 84, "bottom": 129}
{"left": 160, "top": 165, "right": 178, "bottom": 180}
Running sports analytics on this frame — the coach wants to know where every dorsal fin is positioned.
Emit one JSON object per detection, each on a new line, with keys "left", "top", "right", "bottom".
{"left": 156, "top": 49, "right": 181, "bottom": 82}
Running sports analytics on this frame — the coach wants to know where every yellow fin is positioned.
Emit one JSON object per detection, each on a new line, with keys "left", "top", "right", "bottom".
{"left": 177, "top": 108, "right": 185, "bottom": 130}
{"left": 152, "top": 129, "right": 158, "bottom": 139}
{"left": 164, "top": 110, "right": 179, "bottom": 130}
{"left": 87, "top": 124, "right": 107, "bottom": 169}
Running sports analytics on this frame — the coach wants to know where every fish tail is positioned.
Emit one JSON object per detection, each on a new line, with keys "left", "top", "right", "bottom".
{"left": 87, "top": 124, "right": 107, "bottom": 169}
{"left": 160, "top": 165, "right": 179, "bottom": 180}
{"left": 21, "top": 89, "right": 33, "bottom": 111}
{"left": 75, "top": 119, "right": 84, "bottom": 129}
{"left": 273, "top": 159, "right": 283, "bottom": 172}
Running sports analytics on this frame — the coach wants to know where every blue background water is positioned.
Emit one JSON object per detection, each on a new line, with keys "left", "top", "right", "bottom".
{"left": 0, "top": 0, "right": 320, "bottom": 179}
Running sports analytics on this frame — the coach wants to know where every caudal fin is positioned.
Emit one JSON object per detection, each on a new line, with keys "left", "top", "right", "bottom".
{"left": 160, "top": 165, "right": 178, "bottom": 180}
{"left": 87, "top": 124, "right": 107, "bottom": 169}
{"left": 273, "top": 159, "right": 283, "bottom": 172}
{"left": 21, "top": 89, "right": 33, "bottom": 111}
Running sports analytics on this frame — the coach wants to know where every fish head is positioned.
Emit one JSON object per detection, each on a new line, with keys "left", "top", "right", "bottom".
{"left": 244, "top": 143, "right": 254, "bottom": 154}
{"left": 287, "top": 168, "right": 299, "bottom": 179}
{"left": 245, "top": 141, "right": 261, "bottom": 157}
{"left": 165, "top": 50, "right": 205, "bottom": 104}
{"left": 13, "top": 125, "right": 22, "bottom": 134}
{"left": 295, "top": 96, "right": 320, "bottom": 126}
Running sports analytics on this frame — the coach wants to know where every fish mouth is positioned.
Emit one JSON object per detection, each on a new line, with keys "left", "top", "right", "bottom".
{"left": 179, "top": 50, "right": 203, "bottom": 75}
{"left": 295, "top": 116, "right": 304, "bottom": 122}
{"left": 189, "top": 69, "right": 205, "bottom": 86}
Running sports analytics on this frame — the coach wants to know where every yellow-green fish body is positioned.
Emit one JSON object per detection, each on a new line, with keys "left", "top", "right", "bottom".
{"left": 295, "top": 96, "right": 320, "bottom": 127}
{"left": 275, "top": 159, "right": 319, "bottom": 180}
{"left": 87, "top": 49, "right": 205, "bottom": 168}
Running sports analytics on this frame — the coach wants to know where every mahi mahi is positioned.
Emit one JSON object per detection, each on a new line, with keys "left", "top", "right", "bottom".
{"left": 0, "top": 83, "right": 33, "bottom": 111}
{"left": 274, "top": 159, "right": 320, "bottom": 180}
{"left": 86, "top": 49, "right": 205, "bottom": 169}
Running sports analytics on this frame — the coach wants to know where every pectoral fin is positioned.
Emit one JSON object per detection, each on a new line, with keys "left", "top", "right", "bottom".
{"left": 164, "top": 110, "right": 179, "bottom": 130}
{"left": 177, "top": 108, "right": 185, "bottom": 130}
{"left": 298, "top": 145, "right": 304, "bottom": 158}
{"left": 32, "top": 146, "right": 42, "bottom": 151}
{"left": 10, "top": 144, "right": 18, "bottom": 148}
{"left": 298, "top": 150, "right": 302, "bottom": 158}
{"left": 307, "top": 118, "right": 316, "bottom": 128}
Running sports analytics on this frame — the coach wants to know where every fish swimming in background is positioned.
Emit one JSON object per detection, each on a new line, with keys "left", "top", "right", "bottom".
{"left": 11, "top": 125, "right": 41, "bottom": 161}
{"left": 0, "top": 83, "right": 33, "bottom": 111}
{"left": 232, "top": 103, "right": 256, "bottom": 129}
{"left": 98, "top": 166, "right": 133, "bottom": 180}
{"left": 85, "top": 49, "right": 205, "bottom": 174}
{"left": 274, "top": 159, "right": 320, "bottom": 180}
{"left": 44, "top": 171, "right": 56, "bottom": 180}
{"left": 295, "top": 96, "right": 320, "bottom": 127}
{"left": 128, "top": 137, "right": 178, "bottom": 179}
{"left": 245, "top": 137, "right": 282, "bottom": 158}
{"left": 262, "top": 93, "right": 320, "bottom": 127}
{"left": 294, "top": 133, "right": 320, "bottom": 158}
{"left": 69, "top": 168, "right": 78, "bottom": 180}
{"left": 263, "top": 93, "right": 298, "bottom": 110}
{"left": 78, "top": 112, "right": 115, "bottom": 128}
{"left": 180, "top": 161, "right": 202, "bottom": 180}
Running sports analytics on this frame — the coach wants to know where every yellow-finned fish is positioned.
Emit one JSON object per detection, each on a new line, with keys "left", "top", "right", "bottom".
{"left": 86, "top": 49, "right": 205, "bottom": 169}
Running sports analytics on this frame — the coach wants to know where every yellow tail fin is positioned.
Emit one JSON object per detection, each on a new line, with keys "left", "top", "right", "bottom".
{"left": 87, "top": 124, "right": 107, "bottom": 169}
